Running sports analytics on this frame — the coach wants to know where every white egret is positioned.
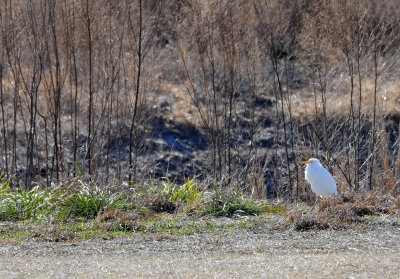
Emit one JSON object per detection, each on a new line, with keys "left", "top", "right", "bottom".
{"left": 300, "top": 158, "right": 338, "bottom": 198}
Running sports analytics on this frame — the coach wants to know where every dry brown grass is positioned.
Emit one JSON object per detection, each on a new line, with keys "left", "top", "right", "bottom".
{"left": 288, "top": 192, "right": 397, "bottom": 231}
{"left": 159, "top": 83, "right": 200, "bottom": 126}
{"left": 97, "top": 209, "right": 140, "bottom": 232}
{"left": 291, "top": 78, "right": 400, "bottom": 120}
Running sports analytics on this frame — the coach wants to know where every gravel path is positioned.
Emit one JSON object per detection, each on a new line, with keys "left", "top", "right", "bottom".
{"left": 1, "top": 216, "right": 400, "bottom": 278}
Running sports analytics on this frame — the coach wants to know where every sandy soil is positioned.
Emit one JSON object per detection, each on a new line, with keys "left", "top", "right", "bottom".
{"left": 1, "top": 216, "right": 400, "bottom": 278}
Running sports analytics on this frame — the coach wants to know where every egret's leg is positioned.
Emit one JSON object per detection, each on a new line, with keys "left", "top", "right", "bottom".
{"left": 309, "top": 196, "right": 320, "bottom": 213}
{"left": 308, "top": 201, "right": 317, "bottom": 213}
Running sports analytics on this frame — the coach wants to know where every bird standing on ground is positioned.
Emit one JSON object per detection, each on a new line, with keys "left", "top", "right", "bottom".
{"left": 300, "top": 158, "right": 338, "bottom": 198}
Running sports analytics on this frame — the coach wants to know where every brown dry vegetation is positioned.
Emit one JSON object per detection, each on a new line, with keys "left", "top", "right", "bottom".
{"left": 289, "top": 192, "right": 397, "bottom": 230}
{"left": 0, "top": 0, "right": 399, "bottom": 206}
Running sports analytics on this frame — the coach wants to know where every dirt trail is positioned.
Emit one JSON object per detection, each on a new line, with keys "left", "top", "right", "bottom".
{"left": 1, "top": 217, "right": 400, "bottom": 278}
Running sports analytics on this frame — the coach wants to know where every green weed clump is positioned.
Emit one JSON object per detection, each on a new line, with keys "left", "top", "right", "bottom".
{"left": 200, "top": 190, "right": 285, "bottom": 217}
{"left": 0, "top": 177, "right": 132, "bottom": 222}
{"left": 52, "top": 184, "right": 126, "bottom": 220}
{"left": 0, "top": 174, "right": 49, "bottom": 220}
{"left": 144, "top": 177, "right": 201, "bottom": 213}
{"left": 156, "top": 177, "right": 200, "bottom": 204}
{"left": 0, "top": 185, "right": 49, "bottom": 221}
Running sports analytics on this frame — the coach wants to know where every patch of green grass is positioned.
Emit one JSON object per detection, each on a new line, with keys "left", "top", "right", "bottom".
{"left": 136, "top": 217, "right": 266, "bottom": 236}
{"left": 139, "top": 219, "right": 213, "bottom": 235}
{"left": 0, "top": 215, "right": 276, "bottom": 242}
{"left": 0, "top": 186, "right": 50, "bottom": 221}
{"left": 200, "top": 190, "right": 286, "bottom": 217}
{"left": 77, "top": 228, "right": 104, "bottom": 240}
{"left": 393, "top": 219, "right": 400, "bottom": 226}
{"left": 55, "top": 185, "right": 122, "bottom": 219}
{"left": 1, "top": 231, "right": 27, "bottom": 242}
{"left": 141, "top": 177, "right": 202, "bottom": 214}
{"left": 261, "top": 205, "right": 287, "bottom": 215}
{"left": 0, "top": 176, "right": 287, "bottom": 241}
{"left": 0, "top": 178, "right": 136, "bottom": 222}
{"left": 155, "top": 177, "right": 201, "bottom": 204}
{"left": 362, "top": 214, "right": 378, "bottom": 220}
{"left": 47, "top": 181, "right": 136, "bottom": 221}
{"left": 0, "top": 172, "right": 10, "bottom": 195}
{"left": 0, "top": 223, "right": 30, "bottom": 242}
{"left": 238, "top": 221, "right": 256, "bottom": 229}
{"left": 56, "top": 221, "right": 134, "bottom": 241}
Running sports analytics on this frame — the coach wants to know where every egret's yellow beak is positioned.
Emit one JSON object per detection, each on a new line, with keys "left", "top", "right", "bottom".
{"left": 300, "top": 161, "right": 310, "bottom": 165}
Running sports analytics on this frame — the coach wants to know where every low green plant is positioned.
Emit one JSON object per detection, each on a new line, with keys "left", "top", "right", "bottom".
{"left": 0, "top": 172, "right": 10, "bottom": 193}
{"left": 144, "top": 177, "right": 201, "bottom": 214}
{"left": 138, "top": 218, "right": 216, "bottom": 235}
{"left": 0, "top": 185, "right": 49, "bottom": 221}
{"left": 155, "top": 177, "right": 201, "bottom": 204}
{"left": 54, "top": 184, "right": 123, "bottom": 219}
{"left": 200, "top": 190, "right": 285, "bottom": 217}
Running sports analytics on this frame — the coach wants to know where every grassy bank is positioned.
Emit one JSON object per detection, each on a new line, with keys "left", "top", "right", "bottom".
{"left": 1, "top": 174, "right": 398, "bottom": 243}
{"left": 0, "top": 175, "right": 287, "bottom": 243}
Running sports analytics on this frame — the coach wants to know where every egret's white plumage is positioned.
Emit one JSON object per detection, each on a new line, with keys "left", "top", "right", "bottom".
{"left": 300, "top": 158, "right": 338, "bottom": 198}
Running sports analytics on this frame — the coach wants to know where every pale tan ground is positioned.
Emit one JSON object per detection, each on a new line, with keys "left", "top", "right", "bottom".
{"left": 1, "top": 216, "right": 400, "bottom": 278}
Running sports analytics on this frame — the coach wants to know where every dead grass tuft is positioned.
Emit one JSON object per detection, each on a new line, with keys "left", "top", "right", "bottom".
{"left": 288, "top": 192, "right": 396, "bottom": 231}
{"left": 288, "top": 211, "right": 330, "bottom": 231}
{"left": 97, "top": 210, "right": 139, "bottom": 232}
{"left": 97, "top": 209, "right": 139, "bottom": 222}
{"left": 145, "top": 194, "right": 177, "bottom": 214}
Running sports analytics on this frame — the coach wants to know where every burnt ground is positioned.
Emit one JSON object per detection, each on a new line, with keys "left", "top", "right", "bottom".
{"left": 1, "top": 215, "right": 400, "bottom": 278}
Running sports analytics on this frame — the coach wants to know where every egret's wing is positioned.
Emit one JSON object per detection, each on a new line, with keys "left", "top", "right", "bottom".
{"left": 319, "top": 167, "right": 336, "bottom": 184}
{"left": 306, "top": 166, "right": 337, "bottom": 196}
